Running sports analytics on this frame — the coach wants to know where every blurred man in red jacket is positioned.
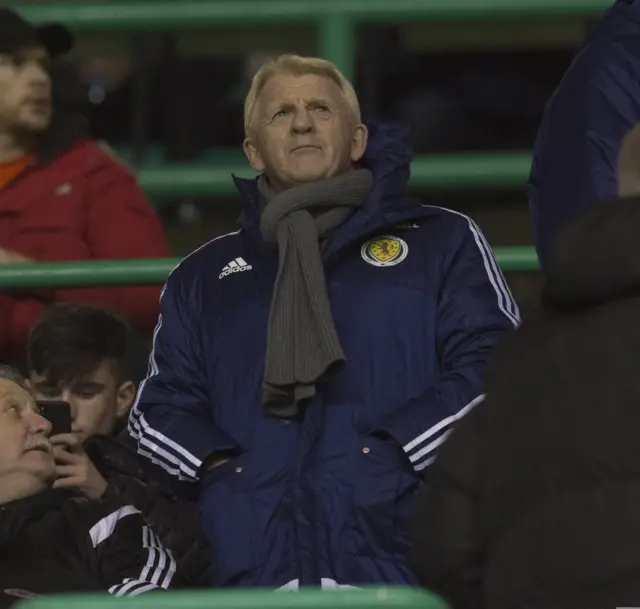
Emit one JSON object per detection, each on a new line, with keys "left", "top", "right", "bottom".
{"left": 0, "top": 9, "right": 168, "bottom": 364}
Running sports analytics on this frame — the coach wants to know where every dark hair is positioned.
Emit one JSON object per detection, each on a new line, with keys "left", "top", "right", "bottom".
{"left": 27, "top": 303, "right": 133, "bottom": 385}
{"left": 0, "top": 364, "right": 26, "bottom": 388}
{"left": 37, "top": 59, "right": 89, "bottom": 164}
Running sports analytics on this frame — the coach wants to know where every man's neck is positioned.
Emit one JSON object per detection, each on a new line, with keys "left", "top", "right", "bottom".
{"left": 0, "top": 130, "right": 35, "bottom": 163}
{"left": 0, "top": 474, "right": 47, "bottom": 506}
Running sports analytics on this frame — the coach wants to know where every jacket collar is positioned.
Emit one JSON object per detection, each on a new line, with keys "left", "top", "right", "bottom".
{"left": 0, "top": 489, "right": 66, "bottom": 548}
{"left": 233, "top": 121, "right": 420, "bottom": 257}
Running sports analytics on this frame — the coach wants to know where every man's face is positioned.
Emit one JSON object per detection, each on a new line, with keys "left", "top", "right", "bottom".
{"left": 243, "top": 73, "right": 368, "bottom": 190}
{"left": 0, "top": 378, "right": 54, "bottom": 495}
{"left": 0, "top": 44, "right": 52, "bottom": 134}
{"left": 29, "top": 359, "right": 135, "bottom": 443}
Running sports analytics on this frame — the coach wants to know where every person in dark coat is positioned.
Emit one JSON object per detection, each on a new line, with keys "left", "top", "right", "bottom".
{"left": 0, "top": 364, "right": 179, "bottom": 607}
{"left": 411, "top": 191, "right": 640, "bottom": 609}
{"left": 26, "top": 303, "right": 211, "bottom": 587}
{"left": 130, "top": 53, "right": 518, "bottom": 589}
{"left": 529, "top": 0, "right": 640, "bottom": 268}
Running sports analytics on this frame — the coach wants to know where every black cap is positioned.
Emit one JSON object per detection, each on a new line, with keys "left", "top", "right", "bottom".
{"left": 0, "top": 8, "right": 73, "bottom": 57}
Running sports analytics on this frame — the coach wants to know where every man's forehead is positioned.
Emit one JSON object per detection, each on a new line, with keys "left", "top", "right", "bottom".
{"left": 0, "top": 379, "right": 30, "bottom": 404}
{"left": 260, "top": 73, "right": 342, "bottom": 108}
{"left": 1, "top": 43, "right": 48, "bottom": 60}
{"left": 31, "top": 364, "right": 113, "bottom": 387}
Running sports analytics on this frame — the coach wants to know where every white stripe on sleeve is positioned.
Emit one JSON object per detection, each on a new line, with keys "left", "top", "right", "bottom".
{"left": 107, "top": 525, "right": 176, "bottom": 596}
{"left": 89, "top": 505, "right": 140, "bottom": 548}
{"left": 423, "top": 206, "right": 520, "bottom": 327}
{"left": 403, "top": 394, "right": 485, "bottom": 471}
{"left": 129, "top": 230, "right": 243, "bottom": 481}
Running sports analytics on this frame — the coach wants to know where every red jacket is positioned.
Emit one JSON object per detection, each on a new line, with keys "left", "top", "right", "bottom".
{"left": 0, "top": 139, "right": 168, "bottom": 361}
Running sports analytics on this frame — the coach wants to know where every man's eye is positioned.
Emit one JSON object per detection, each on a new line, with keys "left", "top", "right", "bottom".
{"left": 77, "top": 390, "right": 97, "bottom": 399}
{"left": 39, "top": 388, "right": 59, "bottom": 398}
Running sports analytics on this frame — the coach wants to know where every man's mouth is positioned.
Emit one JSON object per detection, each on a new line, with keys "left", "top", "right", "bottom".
{"left": 27, "top": 444, "right": 51, "bottom": 454}
{"left": 292, "top": 145, "right": 320, "bottom": 152}
{"left": 23, "top": 98, "right": 50, "bottom": 111}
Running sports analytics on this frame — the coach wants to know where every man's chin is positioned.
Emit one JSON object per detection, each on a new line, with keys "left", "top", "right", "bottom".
{"left": 24, "top": 449, "right": 55, "bottom": 473}
{"left": 17, "top": 117, "right": 51, "bottom": 135}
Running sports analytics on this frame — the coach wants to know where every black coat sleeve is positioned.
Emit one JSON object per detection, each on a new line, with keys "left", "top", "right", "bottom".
{"left": 102, "top": 475, "right": 211, "bottom": 587}
{"left": 410, "top": 400, "right": 486, "bottom": 609}
{"left": 84, "top": 501, "right": 180, "bottom": 596}
{"left": 85, "top": 432, "right": 212, "bottom": 587}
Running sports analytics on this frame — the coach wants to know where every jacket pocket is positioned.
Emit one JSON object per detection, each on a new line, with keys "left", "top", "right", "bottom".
{"left": 199, "top": 453, "right": 294, "bottom": 586}
{"left": 15, "top": 221, "right": 87, "bottom": 261}
{"left": 199, "top": 454, "right": 256, "bottom": 584}
{"left": 349, "top": 435, "right": 420, "bottom": 558}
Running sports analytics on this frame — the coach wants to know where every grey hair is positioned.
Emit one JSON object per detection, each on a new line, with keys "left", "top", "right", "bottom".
{"left": 0, "top": 365, "right": 26, "bottom": 388}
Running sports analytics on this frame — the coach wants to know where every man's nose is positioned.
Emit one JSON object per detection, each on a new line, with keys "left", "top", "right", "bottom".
{"left": 291, "top": 108, "right": 313, "bottom": 133}
{"left": 25, "top": 63, "right": 50, "bottom": 87}
{"left": 29, "top": 411, "right": 52, "bottom": 436}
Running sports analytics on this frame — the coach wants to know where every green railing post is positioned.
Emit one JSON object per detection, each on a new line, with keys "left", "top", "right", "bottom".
{"left": 318, "top": 13, "right": 355, "bottom": 81}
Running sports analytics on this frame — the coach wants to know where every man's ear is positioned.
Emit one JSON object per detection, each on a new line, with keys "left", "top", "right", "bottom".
{"left": 115, "top": 380, "right": 136, "bottom": 420}
{"left": 243, "top": 136, "right": 266, "bottom": 172}
{"left": 350, "top": 122, "right": 368, "bottom": 164}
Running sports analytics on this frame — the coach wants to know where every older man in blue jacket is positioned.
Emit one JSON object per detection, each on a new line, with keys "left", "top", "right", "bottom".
{"left": 529, "top": 0, "right": 640, "bottom": 268}
{"left": 129, "top": 54, "right": 519, "bottom": 589}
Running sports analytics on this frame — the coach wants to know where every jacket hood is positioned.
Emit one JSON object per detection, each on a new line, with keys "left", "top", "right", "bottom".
{"left": 234, "top": 120, "right": 415, "bottom": 233}
{"left": 543, "top": 197, "right": 640, "bottom": 309}
{"left": 582, "top": 0, "right": 640, "bottom": 45}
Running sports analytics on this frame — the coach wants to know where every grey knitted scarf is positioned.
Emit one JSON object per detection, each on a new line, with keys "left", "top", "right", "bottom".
{"left": 258, "top": 168, "right": 374, "bottom": 417}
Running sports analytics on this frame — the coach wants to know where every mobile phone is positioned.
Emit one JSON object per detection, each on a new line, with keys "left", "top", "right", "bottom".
{"left": 36, "top": 400, "right": 71, "bottom": 436}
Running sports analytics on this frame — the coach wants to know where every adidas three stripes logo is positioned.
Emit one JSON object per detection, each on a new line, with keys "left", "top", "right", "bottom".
{"left": 219, "top": 257, "right": 252, "bottom": 279}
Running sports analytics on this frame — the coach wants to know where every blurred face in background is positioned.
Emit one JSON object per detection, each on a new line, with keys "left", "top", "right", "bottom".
{"left": 0, "top": 44, "right": 52, "bottom": 135}
{"left": 29, "top": 359, "right": 135, "bottom": 443}
{"left": 243, "top": 72, "right": 367, "bottom": 190}
{"left": 0, "top": 378, "right": 54, "bottom": 502}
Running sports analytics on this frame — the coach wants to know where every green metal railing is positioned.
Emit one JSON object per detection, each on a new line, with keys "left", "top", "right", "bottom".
{"left": 16, "top": 587, "right": 449, "bottom": 609}
{"left": 14, "top": 0, "right": 610, "bottom": 81}
{"left": 135, "top": 152, "right": 533, "bottom": 198}
{"left": 5, "top": 0, "right": 555, "bottom": 283}
{"left": 0, "top": 247, "right": 538, "bottom": 290}
{"left": 12, "top": 1, "right": 607, "bottom": 193}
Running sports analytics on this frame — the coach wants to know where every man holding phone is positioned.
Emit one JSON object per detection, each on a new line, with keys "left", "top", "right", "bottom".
{"left": 26, "top": 303, "right": 211, "bottom": 587}
{"left": 37, "top": 399, "right": 109, "bottom": 498}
